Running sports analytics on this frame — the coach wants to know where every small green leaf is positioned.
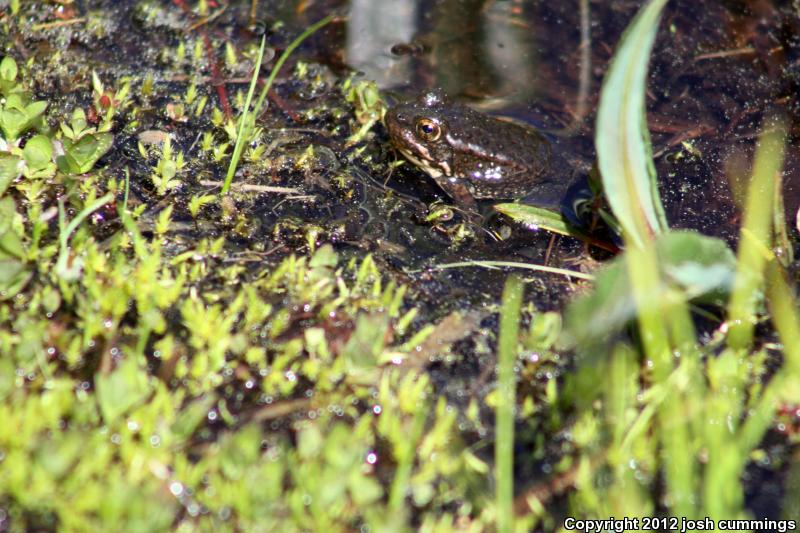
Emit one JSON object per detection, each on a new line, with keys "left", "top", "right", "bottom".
{"left": 91, "top": 70, "right": 104, "bottom": 95}
{"left": 24, "top": 100, "right": 47, "bottom": 121}
{"left": 0, "top": 98, "right": 46, "bottom": 141}
{"left": 0, "top": 108, "right": 27, "bottom": 140}
{"left": 22, "top": 134, "right": 53, "bottom": 172}
{"left": 0, "top": 197, "right": 24, "bottom": 257}
{"left": 3, "top": 93, "right": 25, "bottom": 111}
{"left": 342, "top": 314, "right": 389, "bottom": 370}
{"left": 188, "top": 194, "right": 215, "bottom": 218}
{"left": 0, "top": 154, "right": 21, "bottom": 195}
{"left": 657, "top": 231, "right": 736, "bottom": 303}
{"left": 309, "top": 243, "right": 338, "bottom": 268}
{"left": 69, "top": 107, "right": 89, "bottom": 137}
{"left": 0, "top": 258, "right": 31, "bottom": 299}
{"left": 494, "top": 203, "right": 574, "bottom": 235}
{"left": 0, "top": 229, "right": 25, "bottom": 260}
{"left": 0, "top": 197, "right": 28, "bottom": 296}
{"left": 58, "top": 132, "right": 113, "bottom": 174}
{"left": 0, "top": 56, "right": 17, "bottom": 82}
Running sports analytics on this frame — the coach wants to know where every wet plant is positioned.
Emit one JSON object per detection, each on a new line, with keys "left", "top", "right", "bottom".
{"left": 499, "top": 0, "right": 800, "bottom": 527}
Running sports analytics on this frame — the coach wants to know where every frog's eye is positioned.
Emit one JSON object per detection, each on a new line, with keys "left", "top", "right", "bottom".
{"left": 415, "top": 118, "right": 441, "bottom": 142}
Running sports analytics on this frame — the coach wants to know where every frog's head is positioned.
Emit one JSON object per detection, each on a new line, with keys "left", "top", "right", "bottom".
{"left": 385, "top": 89, "right": 455, "bottom": 179}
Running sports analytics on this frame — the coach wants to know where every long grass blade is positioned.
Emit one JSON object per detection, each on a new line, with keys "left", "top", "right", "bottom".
{"left": 496, "top": 274, "right": 523, "bottom": 533}
{"left": 727, "top": 118, "right": 786, "bottom": 350}
{"left": 595, "top": 0, "right": 669, "bottom": 249}
{"left": 222, "top": 35, "right": 267, "bottom": 195}
{"left": 223, "top": 15, "right": 334, "bottom": 195}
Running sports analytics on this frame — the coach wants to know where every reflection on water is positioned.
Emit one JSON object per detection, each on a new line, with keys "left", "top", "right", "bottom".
{"left": 346, "top": 0, "right": 543, "bottom": 104}
{"left": 346, "top": 0, "right": 417, "bottom": 87}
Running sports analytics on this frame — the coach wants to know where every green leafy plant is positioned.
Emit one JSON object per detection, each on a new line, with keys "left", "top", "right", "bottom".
{"left": 149, "top": 136, "right": 184, "bottom": 195}
{"left": 0, "top": 57, "right": 47, "bottom": 145}
{"left": 0, "top": 93, "right": 47, "bottom": 145}
{"left": 22, "top": 134, "right": 56, "bottom": 179}
{"left": 57, "top": 108, "right": 114, "bottom": 175}
{"left": 223, "top": 14, "right": 334, "bottom": 194}
{"left": 594, "top": 0, "right": 669, "bottom": 249}
{"left": 188, "top": 193, "right": 215, "bottom": 219}
{"left": 546, "top": 0, "right": 800, "bottom": 525}
{"left": 343, "top": 78, "right": 386, "bottom": 144}
{"left": 0, "top": 56, "right": 24, "bottom": 96}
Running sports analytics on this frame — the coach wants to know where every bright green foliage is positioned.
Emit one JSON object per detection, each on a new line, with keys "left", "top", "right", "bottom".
{"left": 1, "top": 230, "right": 491, "bottom": 529}
{"left": 564, "top": 231, "right": 736, "bottom": 346}
{"left": 0, "top": 56, "right": 20, "bottom": 95}
{"left": 0, "top": 197, "right": 31, "bottom": 298}
{"left": 0, "top": 93, "right": 47, "bottom": 143}
{"left": 22, "top": 134, "right": 56, "bottom": 179}
{"left": 343, "top": 77, "right": 386, "bottom": 144}
{"left": 57, "top": 109, "right": 114, "bottom": 175}
{"left": 0, "top": 154, "right": 21, "bottom": 195}
{"left": 557, "top": 0, "right": 800, "bottom": 525}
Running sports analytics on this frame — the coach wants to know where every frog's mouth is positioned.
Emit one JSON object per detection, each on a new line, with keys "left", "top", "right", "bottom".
{"left": 398, "top": 147, "right": 444, "bottom": 179}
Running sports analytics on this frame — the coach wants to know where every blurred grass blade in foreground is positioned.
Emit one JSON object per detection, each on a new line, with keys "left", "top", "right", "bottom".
{"left": 595, "top": 0, "right": 669, "bottom": 249}
{"left": 727, "top": 117, "right": 786, "bottom": 350}
{"left": 496, "top": 274, "right": 523, "bottom": 533}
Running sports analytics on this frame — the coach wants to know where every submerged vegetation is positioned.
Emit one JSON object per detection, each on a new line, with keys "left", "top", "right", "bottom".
{"left": 1, "top": 0, "right": 799, "bottom": 531}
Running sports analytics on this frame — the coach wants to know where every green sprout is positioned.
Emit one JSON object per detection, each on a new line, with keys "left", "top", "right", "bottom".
{"left": 188, "top": 194, "right": 215, "bottom": 219}
{"left": 222, "top": 15, "right": 334, "bottom": 195}
{"left": 150, "top": 137, "right": 184, "bottom": 195}
{"left": 91, "top": 71, "right": 131, "bottom": 133}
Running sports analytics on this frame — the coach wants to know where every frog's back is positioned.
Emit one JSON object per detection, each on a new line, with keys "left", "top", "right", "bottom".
{"left": 440, "top": 105, "right": 554, "bottom": 199}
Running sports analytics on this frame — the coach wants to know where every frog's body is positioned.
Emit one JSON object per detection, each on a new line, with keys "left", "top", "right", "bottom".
{"left": 385, "top": 90, "right": 576, "bottom": 212}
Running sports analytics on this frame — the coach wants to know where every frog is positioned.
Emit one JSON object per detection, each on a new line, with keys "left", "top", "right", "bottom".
{"left": 385, "top": 89, "right": 580, "bottom": 217}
